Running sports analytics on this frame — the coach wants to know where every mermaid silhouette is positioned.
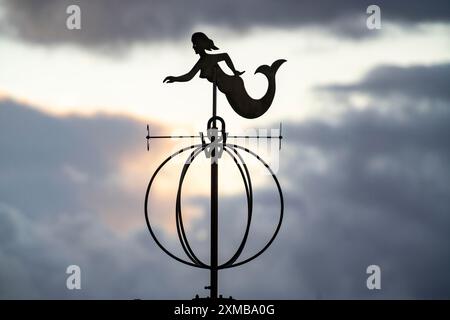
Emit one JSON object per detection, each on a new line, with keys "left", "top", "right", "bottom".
{"left": 163, "top": 32, "right": 286, "bottom": 119}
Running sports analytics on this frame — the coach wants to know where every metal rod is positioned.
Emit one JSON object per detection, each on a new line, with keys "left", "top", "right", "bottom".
{"left": 210, "top": 160, "right": 218, "bottom": 300}
{"left": 147, "top": 135, "right": 282, "bottom": 139}
{"left": 229, "top": 135, "right": 283, "bottom": 139}
{"left": 147, "top": 135, "right": 200, "bottom": 139}
{"left": 210, "top": 67, "right": 219, "bottom": 300}
{"left": 213, "top": 67, "right": 217, "bottom": 127}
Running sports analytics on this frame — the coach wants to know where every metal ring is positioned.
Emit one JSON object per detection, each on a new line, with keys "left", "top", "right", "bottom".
{"left": 145, "top": 142, "right": 283, "bottom": 270}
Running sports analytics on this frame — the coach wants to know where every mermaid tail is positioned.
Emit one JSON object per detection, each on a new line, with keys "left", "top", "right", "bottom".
{"left": 217, "top": 59, "right": 286, "bottom": 119}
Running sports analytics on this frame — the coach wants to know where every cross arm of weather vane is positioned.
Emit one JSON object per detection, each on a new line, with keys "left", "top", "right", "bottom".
{"left": 146, "top": 123, "right": 284, "bottom": 151}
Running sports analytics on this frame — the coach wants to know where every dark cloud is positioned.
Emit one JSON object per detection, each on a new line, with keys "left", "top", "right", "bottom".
{"left": 0, "top": 99, "right": 207, "bottom": 299}
{"left": 0, "top": 202, "right": 208, "bottom": 299}
{"left": 282, "top": 63, "right": 450, "bottom": 298}
{"left": 0, "top": 100, "right": 161, "bottom": 220}
{"left": 320, "top": 63, "right": 450, "bottom": 102}
{"left": 277, "top": 102, "right": 450, "bottom": 298}
{"left": 1, "top": 0, "right": 449, "bottom": 49}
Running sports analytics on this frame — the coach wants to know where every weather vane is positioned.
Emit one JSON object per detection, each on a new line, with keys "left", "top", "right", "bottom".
{"left": 144, "top": 32, "right": 285, "bottom": 299}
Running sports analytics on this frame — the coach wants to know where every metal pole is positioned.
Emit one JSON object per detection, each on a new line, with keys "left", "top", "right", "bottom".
{"left": 210, "top": 160, "right": 218, "bottom": 299}
{"left": 210, "top": 66, "right": 219, "bottom": 300}
{"left": 212, "top": 67, "right": 217, "bottom": 124}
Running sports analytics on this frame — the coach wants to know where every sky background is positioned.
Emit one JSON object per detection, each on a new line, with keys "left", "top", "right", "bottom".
{"left": 1, "top": 0, "right": 450, "bottom": 299}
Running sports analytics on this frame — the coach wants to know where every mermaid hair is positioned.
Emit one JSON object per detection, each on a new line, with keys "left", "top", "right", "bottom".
{"left": 191, "top": 32, "right": 219, "bottom": 51}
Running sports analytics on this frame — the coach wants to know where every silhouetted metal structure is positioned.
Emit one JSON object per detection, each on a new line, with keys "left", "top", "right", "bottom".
{"left": 145, "top": 33, "right": 285, "bottom": 299}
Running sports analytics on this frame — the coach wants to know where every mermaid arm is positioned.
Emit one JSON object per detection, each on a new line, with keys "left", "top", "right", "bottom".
{"left": 216, "top": 53, "right": 245, "bottom": 76}
{"left": 163, "top": 60, "right": 201, "bottom": 83}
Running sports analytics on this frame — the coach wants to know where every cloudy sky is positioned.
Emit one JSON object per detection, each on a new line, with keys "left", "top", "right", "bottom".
{"left": 0, "top": 0, "right": 449, "bottom": 299}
